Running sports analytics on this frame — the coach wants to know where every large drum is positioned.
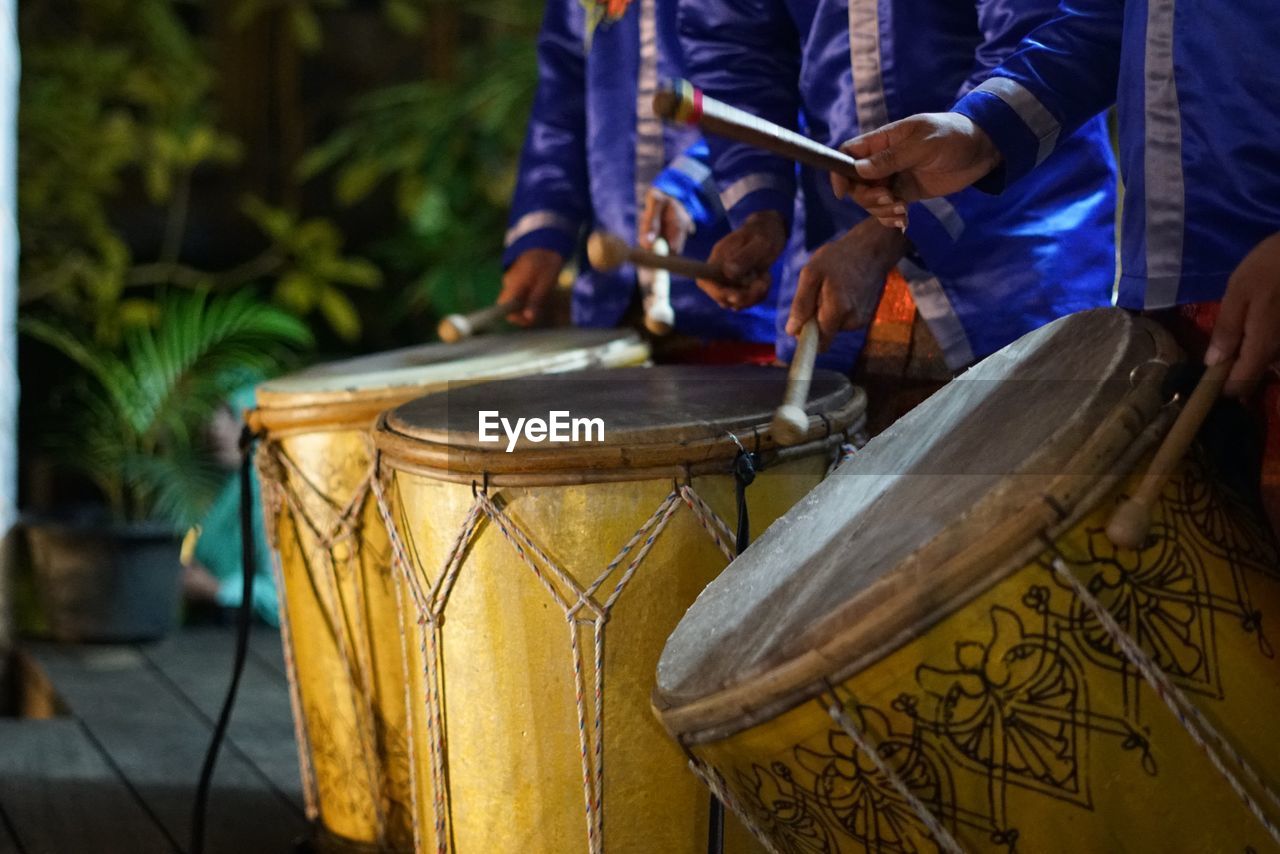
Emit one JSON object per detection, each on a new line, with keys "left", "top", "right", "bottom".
{"left": 655, "top": 310, "right": 1280, "bottom": 853}
{"left": 372, "top": 366, "right": 867, "bottom": 853}
{"left": 248, "top": 331, "right": 649, "bottom": 852}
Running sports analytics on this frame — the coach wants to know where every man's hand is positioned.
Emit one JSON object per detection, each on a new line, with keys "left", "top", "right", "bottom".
{"left": 638, "top": 188, "right": 696, "bottom": 253}
{"left": 497, "top": 248, "right": 564, "bottom": 326}
{"left": 786, "top": 218, "right": 909, "bottom": 349}
{"left": 831, "top": 113, "right": 1002, "bottom": 227}
{"left": 1207, "top": 231, "right": 1280, "bottom": 398}
{"left": 700, "top": 210, "right": 787, "bottom": 310}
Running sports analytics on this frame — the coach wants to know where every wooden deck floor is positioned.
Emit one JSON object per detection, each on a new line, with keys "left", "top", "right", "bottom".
{"left": 1, "top": 627, "right": 308, "bottom": 854}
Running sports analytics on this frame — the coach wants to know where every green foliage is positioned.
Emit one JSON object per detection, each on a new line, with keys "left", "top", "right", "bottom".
{"left": 19, "top": 0, "right": 376, "bottom": 346}
{"left": 19, "top": 0, "right": 241, "bottom": 342}
{"left": 242, "top": 198, "right": 383, "bottom": 342}
{"left": 232, "top": 0, "right": 430, "bottom": 50}
{"left": 298, "top": 2, "right": 540, "bottom": 319}
{"left": 18, "top": 0, "right": 544, "bottom": 523}
{"left": 21, "top": 290, "right": 312, "bottom": 528}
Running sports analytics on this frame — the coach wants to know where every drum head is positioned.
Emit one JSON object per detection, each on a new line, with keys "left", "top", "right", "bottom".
{"left": 256, "top": 329, "right": 645, "bottom": 406}
{"left": 377, "top": 365, "right": 866, "bottom": 480}
{"left": 655, "top": 309, "right": 1179, "bottom": 737}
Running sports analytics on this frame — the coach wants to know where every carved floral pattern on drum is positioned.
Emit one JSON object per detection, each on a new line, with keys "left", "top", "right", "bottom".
{"left": 915, "top": 608, "right": 1086, "bottom": 807}
{"left": 1174, "top": 454, "right": 1280, "bottom": 582}
{"left": 724, "top": 459, "right": 1279, "bottom": 853}
{"left": 736, "top": 707, "right": 952, "bottom": 854}
{"left": 1061, "top": 523, "right": 1217, "bottom": 697}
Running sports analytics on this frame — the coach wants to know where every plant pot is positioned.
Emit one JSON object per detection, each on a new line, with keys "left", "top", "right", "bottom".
{"left": 23, "top": 516, "right": 183, "bottom": 643}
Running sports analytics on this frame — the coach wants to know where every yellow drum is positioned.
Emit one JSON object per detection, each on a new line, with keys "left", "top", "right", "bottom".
{"left": 248, "top": 330, "right": 649, "bottom": 852}
{"left": 372, "top": 366, "right": 867, "bottom": 853}
{"left": 655, "top": 310, "right": 1280, "bottom": 853}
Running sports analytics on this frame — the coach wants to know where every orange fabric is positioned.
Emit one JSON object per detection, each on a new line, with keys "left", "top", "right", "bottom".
{"left": 660, "top": 339, "right": 778, "bottom": 366}
{"left": 857, "top": 270, "right": 951, "bottom": 435}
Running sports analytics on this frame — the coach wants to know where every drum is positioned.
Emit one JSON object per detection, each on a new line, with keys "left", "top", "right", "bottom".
{"left": 655, "top": 309, "right": 1280, "bottom": 853}
{"left": 248, "top": 330, "right": 650, "bottom": 852}
{"left": 372, "top": 366, "right": 867, "bottom": 853}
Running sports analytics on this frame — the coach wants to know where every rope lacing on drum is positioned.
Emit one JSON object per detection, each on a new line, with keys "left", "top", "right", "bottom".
{"left": 257, "top": 440, "right": 393, "bottom": 841}
{"left": 824, "top": 694, "right": 965, "bottom": 854}
{"left": 686, "top": 758, "right": 784, "bottom": 854}
{"left": 255, "top": 449, "right": 321, "bottom": 821}
{"left": 372, "top": 472, "right": 743, "bottom": 854}
{"left": 1044, "top": 541, "right": 1280, "bottom": 847}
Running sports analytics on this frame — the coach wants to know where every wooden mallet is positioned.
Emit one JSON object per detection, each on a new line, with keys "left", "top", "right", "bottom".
{"left": 653, "top": 79, "right": 864, "bottom": 184}
{"left": 587, "top": 231, "right": 729, "bottom": 285}
{"left": 1106, "top": 359, "right": 1233, "bottom": 549}
{"left": 641, "top": 237, "right": 676, "bottom": 336}
{"left": 437, "top": 301, "right": 519, "bottom": 343}
{"left": 771, "top": 319, "right": 820, "bottom": 446}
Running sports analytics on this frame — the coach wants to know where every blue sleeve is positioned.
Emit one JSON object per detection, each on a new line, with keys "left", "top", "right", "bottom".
{"left": 651, "top": 138, "right": 726, "bottom": 228}
{"left": 961, "top": 0, "right": 1072, "bottom": 97}
{"left": 502, "top": 0, "right": 591, "bottom": 267}
{"left": 951, "top": 0, "right": 1124, "bottom": 189}
{"left": 677, "top": 0, "right": 801, "bottom": 229}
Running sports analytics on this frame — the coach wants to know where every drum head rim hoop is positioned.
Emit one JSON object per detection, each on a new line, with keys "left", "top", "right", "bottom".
{"left": 247, "top": 331, "right": 650, "bottom": 435}
{"left": 372, "top": 368, "right": 868, "bottom": 486}
{"left": 654, "top": 312, "right": 1183, "bottom": 744}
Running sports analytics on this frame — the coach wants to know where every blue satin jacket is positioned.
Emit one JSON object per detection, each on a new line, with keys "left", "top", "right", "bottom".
{"left": 953, "top": 0, "right": 1280, "bottom": 310}
{"left": 503, "top": 0, "right": 776, "bottom": 342}
{"left": 679, "top": 0, "right": 1119, "bottom": 369}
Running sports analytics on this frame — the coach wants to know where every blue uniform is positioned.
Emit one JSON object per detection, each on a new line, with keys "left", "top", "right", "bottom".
{"left": 951, "top": 0, "right": 1280, "bottom": 310}
{"left": 678, "top": 0, "right": 1119, "bottom": 369}
{"left": 503, "top": 0, "right": 775, "bottom": 343}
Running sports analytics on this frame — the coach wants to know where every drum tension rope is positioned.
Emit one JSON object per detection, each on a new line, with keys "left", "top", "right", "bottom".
{"left": 706, "top": 435, "right": 762, "bottom": 854}
{"left": 191, "top": 424, "right": 262, "bottom": 854}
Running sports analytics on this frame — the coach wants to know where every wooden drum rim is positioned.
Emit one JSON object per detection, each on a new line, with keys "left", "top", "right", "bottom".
{"left": 654, "top": 318, "right": 1184, "bottom": 745}
{"left": 245, "top": 337, "right": 651, "bottom": 436}
{"left": 372, "top": 387, "right": 868, "bottom": 487}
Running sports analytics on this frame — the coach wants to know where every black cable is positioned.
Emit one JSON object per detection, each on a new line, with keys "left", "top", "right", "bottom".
{"left": 707, "top": 449, "right": 760, "bottom": 854}
{"left": 191, "top": 425, "right": 258, "bottom": 854}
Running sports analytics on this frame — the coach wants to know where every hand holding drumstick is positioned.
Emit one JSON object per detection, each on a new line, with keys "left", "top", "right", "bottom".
{"left": 441, "top": 247, "right": 565, "bottom": 341}
{"left": 437, "top": 301, "right": 521, "bottom": 343}
{"left": 587, "top": 231, "right": 730, "bottom": 284}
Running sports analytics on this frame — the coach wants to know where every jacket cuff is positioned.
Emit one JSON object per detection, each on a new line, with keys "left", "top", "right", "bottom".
{"left": 718, "top": 173, "right": 795, "bottom": 231}
{"left": 953, "top": 77, "right": 1063, "bottom": 192}
{"left": 654, "top": 154, "right": 723, "bottom": 227}
{"left": 502, "top": 210, "right": 580, "bottom": 268}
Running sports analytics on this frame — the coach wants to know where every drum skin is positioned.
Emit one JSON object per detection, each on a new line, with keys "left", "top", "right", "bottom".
{"left": 250, "top": 332, "right": 649, "bottom": 851}
{"left": 680, "top": 454, "right": 1280, "bottom": 853}
{"left": 375, "top": 366, "right": 866, "bottom": 854}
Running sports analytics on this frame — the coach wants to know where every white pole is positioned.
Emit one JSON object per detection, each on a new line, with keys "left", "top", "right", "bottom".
{"left": 0, "top": 0, "right": 18, "bottom": 649}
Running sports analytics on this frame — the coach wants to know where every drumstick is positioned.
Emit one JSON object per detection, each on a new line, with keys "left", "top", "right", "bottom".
{"left": 1106, "top": 360, "right": 1233, "bottom": 549}
{"left": 771, "top": 319, "right": 820, "bottom": 446}
{"left": 437, "top": 301, "right": 519, "bottom": 343}
{"left": 653, "top": 79, "right": 862, "bottom": 182}
{"left": 643, "top": 237, "right": 676, "bottom": 336}
{"left": 587, "top": 231, "right": 730, "bottom": 283}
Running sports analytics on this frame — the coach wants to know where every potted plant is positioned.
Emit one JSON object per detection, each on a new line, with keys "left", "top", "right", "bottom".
{"left": 19, "top": 289, "right": 310, "bottom": 641}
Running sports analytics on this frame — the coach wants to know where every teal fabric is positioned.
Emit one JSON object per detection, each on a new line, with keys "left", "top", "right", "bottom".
{"left": 194, "top": 382, "right": 278, "bottom": 625}
{"left": 194, "top": 466, "right": 278, "bottom": 626}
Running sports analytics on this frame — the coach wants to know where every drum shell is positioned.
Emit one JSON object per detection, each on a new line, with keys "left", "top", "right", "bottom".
{"left": 383, "top": 451, "right": 843, "bottom": 853}
{"left": 252, "top": 333, "right": 650, "bottom": 851}
{"left": 258, "top": 426, "right": 414, "bottom": 849}
{"left": 674, "top": 455, "right": 1280, "bottom": 853}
